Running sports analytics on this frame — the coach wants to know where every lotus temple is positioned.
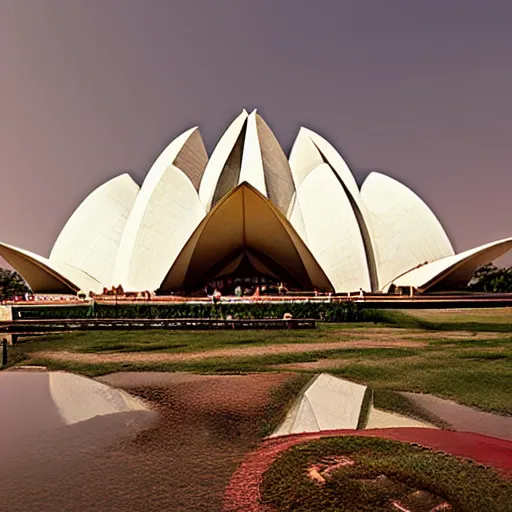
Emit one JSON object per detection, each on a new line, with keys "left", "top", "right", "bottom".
{"left": 1, "top": 110, "right": 511, "bottom": 296}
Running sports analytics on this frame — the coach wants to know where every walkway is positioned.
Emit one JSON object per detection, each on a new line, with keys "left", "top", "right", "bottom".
{"left": 401, "top": 392, "right": 512, "bottom": 441}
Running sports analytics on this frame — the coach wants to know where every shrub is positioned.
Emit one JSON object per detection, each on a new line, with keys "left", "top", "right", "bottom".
{"left": 13, "top": 301, "right": 382, "bottom": 323}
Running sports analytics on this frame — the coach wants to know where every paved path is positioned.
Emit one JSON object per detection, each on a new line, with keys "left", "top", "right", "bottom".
{"left": 401, "top": 392, "right": 512, "bottom": 441}
{"left": 223, "top": 428, "right": 512, "bottom": 512}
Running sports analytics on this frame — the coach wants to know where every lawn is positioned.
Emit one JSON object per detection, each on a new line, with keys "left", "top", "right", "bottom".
{"left": 260, "top": 436, "right": 512, "bottom": 512}
{"left": 393, "top": 307, "right": 512, "bottom": 332}
{"left": 5, "top": 308, "right": 512, "bottom": 415}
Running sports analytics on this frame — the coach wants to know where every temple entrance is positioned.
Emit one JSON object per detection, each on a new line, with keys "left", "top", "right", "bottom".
{"left": 193, "top": 250, "right": 295, "bottom": 297}
{"left": 203, "top": 276, "right": 286, "bottom": 298}
{"left": 159, "top": 183, "right": 333, "bottom": 295}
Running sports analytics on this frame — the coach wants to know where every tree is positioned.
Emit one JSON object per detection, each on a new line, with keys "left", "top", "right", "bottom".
{"left": 0, "top": 268, "right": 31, "bottom": 301}
{"left": 469, "top": 263, "right": 512, "bottom": 293}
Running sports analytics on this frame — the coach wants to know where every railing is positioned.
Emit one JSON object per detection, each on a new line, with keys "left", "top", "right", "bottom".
{"left": 0, "top": 317, "right": 317, "bottom": 334}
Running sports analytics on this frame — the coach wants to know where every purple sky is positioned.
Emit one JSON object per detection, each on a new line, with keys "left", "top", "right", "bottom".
{"left": 1, "top": 0, "right": 511, "bottom": 266}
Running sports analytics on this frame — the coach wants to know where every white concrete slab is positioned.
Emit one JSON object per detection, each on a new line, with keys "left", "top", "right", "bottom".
{"left": 272, "top": 374, "right": 367, "bottom": 437}
{"left": 49, "top": 371, "right": 149, "bottom": 425}
{"left": 365, "top": 406, "right": 436, "bottom": 429}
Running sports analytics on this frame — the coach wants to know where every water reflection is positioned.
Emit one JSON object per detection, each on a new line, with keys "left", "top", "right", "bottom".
{"left": 0, "top": 371, "right": 287, "bottom": 511}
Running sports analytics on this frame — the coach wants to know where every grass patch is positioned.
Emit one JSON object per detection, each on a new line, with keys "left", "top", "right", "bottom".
{"left": 456, "top": 350, "right": 509, "bottom": 361}
{"left": 356, "top": 387, "right": 373, "bottom": 430}
{"left": 260, "top": 437, "right": 512, "bottom": 512}
{"left": 373, "top": 308, "right": 512, "bottom": 332}
{"left": 14, "top": 327, "right": 334, "bottom": 355}
{"left": 373, "top": 390, "right": 450, "bottom": 428}
{"left": 393, "top": 308, "right": 512, "bottom": 333}
{"left": 259, "top": 373, "right": 313, "bottom": 437}
{"left": 405, "top": 307, "right": 512, "bottom": 324}
{"left": 7, "top": 309, "right": 511, "bottom": 416}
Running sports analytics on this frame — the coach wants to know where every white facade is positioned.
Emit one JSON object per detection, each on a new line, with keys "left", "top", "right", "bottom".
{"left": 289, "top": 128, "right": 379, "bottom": 290}
{"left": 198, "top": 110, "right": 248, "bottom": 211}
{"left": 123, "top": 166, "right": 205, "bottom": 291}
{"left": 113, "top": 128, "right": 206, "bottom": 291}
{"left": 290, "top": 128, "right": 360, "bottom": 200}
{"left": 2, "top": 109, "right": 510, "bottom": 294}
{"left": 239, "top": 110, "right": 267, "bottom": 197}
{"left": 0, "top": 242, "right": 102, "bottom": 293}
{"left": 50, "top": 174, "right": 139, "bottom": 286}
{"left": 290, "top": 163, "right": 371, "bottom": 292}
{"left": 392, "top": 237, "right": 512, "bottom": 292}
{"left": 289, "top": 128, "right": 324, "bottom": 190}
{"left": 361, "top": 172, "right": 455, "bottom": 291}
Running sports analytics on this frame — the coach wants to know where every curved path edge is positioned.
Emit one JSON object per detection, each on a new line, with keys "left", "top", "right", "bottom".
{"left": 223, "top": 427, "right": 512, "bottom": 512}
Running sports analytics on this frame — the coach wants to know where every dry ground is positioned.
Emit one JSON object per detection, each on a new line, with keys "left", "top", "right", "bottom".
{"left": 29, "top": 328, "right": 502, "bottom": 365}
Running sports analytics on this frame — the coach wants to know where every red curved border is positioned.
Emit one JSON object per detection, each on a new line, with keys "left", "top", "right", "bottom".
{"left": 223, "top": 428, "right": 512, "bottom": 512}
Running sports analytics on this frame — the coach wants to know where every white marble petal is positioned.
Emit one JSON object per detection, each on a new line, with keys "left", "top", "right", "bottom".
{"left": 0, "top": 242, "right": 102, "bottom": 293}
{"left": 239, "top": 110, "right": 267, "bottom": 196}
{"left": 361, "top": 172, "right": 454, "bottom": 290}
{"left": 290, "top": 127, "right": 360, "bottom": 200}
{"left": 50, "top": 174, "right": 139, "bottom": 286}
{"left": 113, "top": 128, "right": 206, "bottom": 291}
{"left": 198, "top": 110, "right": 248, "bottom": 211}
{"left": 392, "top": 237, "right": 512, "bottom": 291}
{"left": 292, "top": 163, "right": 371, "bottom": 292}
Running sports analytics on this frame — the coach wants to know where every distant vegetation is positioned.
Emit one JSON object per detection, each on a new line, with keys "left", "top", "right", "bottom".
{"left": 0, "top": 268, "right": 30, "bottom": 302}
{"left": 470, "top": 264, "right": 512, "bottom": 293}
{"left": 14, "top": 301, "right": 374, "bottom": 322}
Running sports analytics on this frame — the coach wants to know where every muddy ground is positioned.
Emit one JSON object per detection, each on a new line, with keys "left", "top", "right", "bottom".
{"left": 0, "top": 372, "right": 292, "bottom": 512}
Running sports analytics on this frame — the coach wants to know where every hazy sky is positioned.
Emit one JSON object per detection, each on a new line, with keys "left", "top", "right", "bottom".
{"left": 1, "top": 0, "right": 511, "bottom": 265}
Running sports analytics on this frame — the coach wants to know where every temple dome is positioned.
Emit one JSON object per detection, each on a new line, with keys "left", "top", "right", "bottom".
{"left": 2, "top": 110, "right": 510, "bottom": 295}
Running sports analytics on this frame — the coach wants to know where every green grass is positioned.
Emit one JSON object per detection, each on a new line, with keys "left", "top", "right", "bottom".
{"left": 376, "top": 309, "right": 512, "bottom": 332}
{"left": 12, "top": 308, "right": 511, "bottom": 355}
{"left": 405, "top": 307, "right": 511, "bottom": 324}
{"left": 259, "top": 373, "right": 313, "bottom": 437}
{"left": 326, "top": 347, "right": 512, "bottom": 415}
{"left": 13, "top": 327, "right": 335, "bottom": 354}
{"left": 6, "top": 308, "right": 512, "bottom": 415}
{"left": 260, "top": 437, "right": 512, "bottom": 512}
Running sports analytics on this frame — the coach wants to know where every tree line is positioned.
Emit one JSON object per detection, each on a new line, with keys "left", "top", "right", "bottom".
{"left": 0, "top": 268, "right": 30, "bottom": 301}
{"left": 468, "top": 263, "right": 512, "bottom": 293}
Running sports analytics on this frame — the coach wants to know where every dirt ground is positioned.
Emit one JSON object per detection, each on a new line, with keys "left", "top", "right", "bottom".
{"left": 29, "top": 328, "right": 503, "bottom": 365}
{"left": 31, "top": 339, "right": 425, "bottom": 364}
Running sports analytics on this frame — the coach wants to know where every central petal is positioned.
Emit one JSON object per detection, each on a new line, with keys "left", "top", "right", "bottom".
{"left": 159, "top": 183, "right": 332, "bottom": 293}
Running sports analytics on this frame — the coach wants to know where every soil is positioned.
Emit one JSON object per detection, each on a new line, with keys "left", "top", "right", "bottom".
{"left": 29, "top": 329, "right": 503, "bottom": 366}
{"left": 31, "top": 340, "right": 427, "bottom": 364}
